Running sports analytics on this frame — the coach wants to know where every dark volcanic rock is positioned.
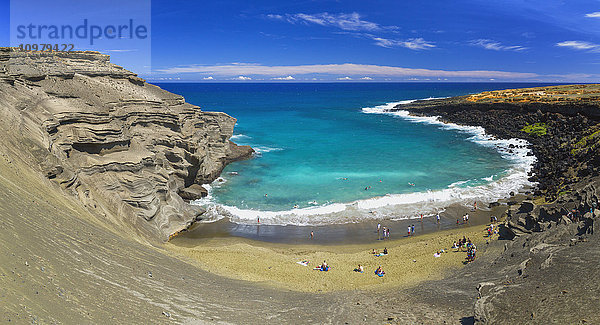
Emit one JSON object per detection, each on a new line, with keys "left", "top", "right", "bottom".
{"left": 385, "top": 87, "right": 600, "bottom": 324}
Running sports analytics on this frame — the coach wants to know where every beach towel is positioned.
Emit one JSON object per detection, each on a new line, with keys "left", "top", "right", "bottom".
{"left": 296, "top": 261, "right": 309, "bottom": 266}
{"left": 375, "top": 253, "right": 387, "bottom": 257}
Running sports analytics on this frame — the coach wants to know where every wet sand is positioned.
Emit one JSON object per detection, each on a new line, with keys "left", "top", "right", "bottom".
{"left": 168, "top": 221, "right": 499, "bottom": 293}
{"left": 178, "top": 200, "right": 513, "bottom": 246}
{"left": 168, "top": 200, "right": 515, "bottom": 293}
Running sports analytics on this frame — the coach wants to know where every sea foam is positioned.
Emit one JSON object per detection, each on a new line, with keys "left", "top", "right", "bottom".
{"left": 193, "top": 98, "right": 536, "bottom": 226}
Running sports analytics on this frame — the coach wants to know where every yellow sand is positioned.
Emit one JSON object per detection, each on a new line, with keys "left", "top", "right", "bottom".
{"left": 166, "top": 224, "right": 495, "bottom": 293}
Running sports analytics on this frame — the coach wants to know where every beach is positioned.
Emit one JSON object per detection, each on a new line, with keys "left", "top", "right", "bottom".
{"left": 169, "top": 219, "right": 500, "bottom": 293}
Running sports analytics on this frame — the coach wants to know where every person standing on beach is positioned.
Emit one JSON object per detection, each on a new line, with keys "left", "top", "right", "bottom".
{"left": 436, "top": 214, "right": 440, "bottom": 223}
{"left": 310, "top": 231, "right": 314, "bottom": 239}
{"left": 411, "top": 224, "right": 415, "bottom": 235}
{"left": 407, "top": 225, "right": 411, "bottom": 236}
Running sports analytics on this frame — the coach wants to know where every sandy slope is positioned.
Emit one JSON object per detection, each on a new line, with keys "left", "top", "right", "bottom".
{"left": 0, "top": 129, "right": 487, "bottom": 324}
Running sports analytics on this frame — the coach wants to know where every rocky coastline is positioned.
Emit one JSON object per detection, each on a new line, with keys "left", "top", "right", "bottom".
{"left": 0, "top": 48, "right": 253, "bottom": 242}
{"left": 389, "top": 85, "right": 600, "bottom": 323}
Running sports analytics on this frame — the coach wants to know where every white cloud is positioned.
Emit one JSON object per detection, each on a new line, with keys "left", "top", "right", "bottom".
{"left": 269, "top": 12, "right": 395, "bottom": 32}
{"left": 272, "top": 75, "right": 295, "bottom": 80}
{"left": 373, "top": 37, "right": 435, "bottom": 50}
{"left": 203, "top": 76, "right": 214, "bottom": 80}
{"left": 266, "top": 14, "right": 284, "bottom": 20}
{"left": 360, "top": 76, "right": 373, "bottom": 80}
{"left": 470, "top": 39, "right": 527, "bottom": 52}
{"left": 266, "top": 12, "right": 439, "bottom": 51}
{"left": 158, "top": 63, "right": 538, "bottom": 79}
{"left": 337, "top": 76, "right": 352, "bottom": 80}
{"left": 556, "top": 40, "right": 600, "bottom": 52}
{"left": 234, "top": 76, "right": 252, "bottom": 81}
{"left": 585, "top": 12, "right": 600, "bottom": 18}
{"left": 102, "top": 49, "right": 138, "bottom": 53}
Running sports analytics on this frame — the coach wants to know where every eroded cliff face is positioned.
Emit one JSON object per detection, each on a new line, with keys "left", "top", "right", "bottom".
{"left": 0, "top": 48, "right": 252, "bottom": 241}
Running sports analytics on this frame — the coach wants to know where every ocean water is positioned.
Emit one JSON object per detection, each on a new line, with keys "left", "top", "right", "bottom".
{"left": 157, "top": 82, "right": 552, "bottom": 226}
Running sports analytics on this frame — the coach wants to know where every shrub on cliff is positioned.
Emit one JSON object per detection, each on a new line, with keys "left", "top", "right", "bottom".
{"left": 521, "top": 123, "right": 547, "bottom": 136}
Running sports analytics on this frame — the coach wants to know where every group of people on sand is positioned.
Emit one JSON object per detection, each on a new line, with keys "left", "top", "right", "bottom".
{"left": 377, "top": 223, "right": 391, "bottom": 239}
{"left": 371, "top": 247, "right": 388, "bottom": 256}
{"left": 353, "top": 263, "right": 385, "bottom": 276}
{"left": 457, "top": 213, "right": 469, "bottom": 225}
{"left": 486, "top": 223, "right": 498, "bottom": 237}
{"left": 407, "top": 224, "right": 415, "bottom": 236}
{"left": 314, "top": 261, "right": 330, "bottom": 271}
{"left": 310, "top": 253, "right": 388, "bottom": 276}
{"left": 451, "top": 236, "right": 477, "bottom": 262}
{"left": 466, "top": 244, "right": 477, "bottom": 262}
{"left": 452, "top": 236, "right": 472, "bottom": 251}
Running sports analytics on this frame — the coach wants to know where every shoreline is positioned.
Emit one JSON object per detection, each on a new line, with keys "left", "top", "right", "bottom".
{"left": 167, "top": 93, "right": 538, "bottom": 294}
{"left": 184, "top": 96, "right": 535, "bottom": 237}
{"left": 176, "top": 197, "right": 518, "bottom": 245}
{"left": 168, "top": 196, "right": 521, "bottom": 293}
{"left": 167, "top": 221, "right": 499, "bottom": 293}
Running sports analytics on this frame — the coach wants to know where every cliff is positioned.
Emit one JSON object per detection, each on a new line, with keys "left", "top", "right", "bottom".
{"left": 0, "top": 48, "right": 253, "bottom": 242}
{"left": 388, "top": 84, "right": 600, "bottom": 324}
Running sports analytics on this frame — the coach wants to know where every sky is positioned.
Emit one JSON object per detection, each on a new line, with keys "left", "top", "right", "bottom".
{"left": 1, "top": 0, "right": 600, "bottom": 82}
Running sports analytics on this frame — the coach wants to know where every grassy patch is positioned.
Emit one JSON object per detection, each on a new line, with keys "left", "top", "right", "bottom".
{"left": 571, "top": 129, "right": 600, "bottom": 156}
{"left": 521, "top": 123, "right": 548, "bottom": 136}
{"left": 558, "top": 190, "right": 572, "bottom": 197}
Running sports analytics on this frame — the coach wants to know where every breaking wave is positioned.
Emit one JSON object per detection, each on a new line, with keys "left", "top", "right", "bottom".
{"left": 193, "top": 98, "right": 536, "bottom": 226}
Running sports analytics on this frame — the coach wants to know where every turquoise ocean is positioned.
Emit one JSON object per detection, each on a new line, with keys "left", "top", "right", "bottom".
{"left": 157, "top": 83, "right": 554, "bottom": 226}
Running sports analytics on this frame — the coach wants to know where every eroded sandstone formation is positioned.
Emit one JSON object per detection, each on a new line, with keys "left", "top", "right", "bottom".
{"left": 0, "top": 48, "right": 252, "bottom": 241}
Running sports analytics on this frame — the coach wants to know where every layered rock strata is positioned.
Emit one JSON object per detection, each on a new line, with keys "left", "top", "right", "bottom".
{"left": 0, "top": 48, "right": 252, "bottom": 241}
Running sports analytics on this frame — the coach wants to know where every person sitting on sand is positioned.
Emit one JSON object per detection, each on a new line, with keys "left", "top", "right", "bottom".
{"left": 315, "top": 261, "right": 329, "bottom": 271}
{"left": 354, "top": 264, "right": 364, "bottom": 273}
{"left": 371, "top": 249, "right": 378, "bottom": 255}
{"left": 375, "top": 265, "right": 385, "bottom": 276}
{"left": 383, "top": 247, "right": 388, "bottom": 255}
{"left": 452, "top": 241, "right": 458, "bottom": 249}
{"left": 434, "top": 251, "right": 441, "bottom": 258}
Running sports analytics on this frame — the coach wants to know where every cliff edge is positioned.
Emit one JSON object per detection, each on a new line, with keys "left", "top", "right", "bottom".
{"left": 389, "top": 84, "right": 600, "bottom": 324}
{"left": 0, "top": 48, "right": 253, "bottom": 242}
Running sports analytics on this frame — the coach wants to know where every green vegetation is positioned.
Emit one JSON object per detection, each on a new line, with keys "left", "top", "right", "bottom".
{"left": 558, "top": 190, "right": 572, "bottom": 197}
{"left": 521, "top": 123, "right": 548, "bottom": 136}
{"left": 571, "top": 128, "right": 600, "bottom": 156}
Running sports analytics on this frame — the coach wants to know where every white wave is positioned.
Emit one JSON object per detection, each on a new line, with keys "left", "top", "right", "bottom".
{"left": 193, "top": 97, "right": 536, "bottom": 226}
{"left": 230, "top": 134, "right": 251, "bottom": 141}
{"left": 448, "top": 180, "right": 469, "bottom": 188}
{"left": 253, "top": 146, "right": 284, "bottom": 153}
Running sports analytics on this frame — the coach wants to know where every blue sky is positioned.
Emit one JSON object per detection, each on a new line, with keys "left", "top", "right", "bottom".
{"left": 2, "top": 0, "right": 600, "bottom": 82}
